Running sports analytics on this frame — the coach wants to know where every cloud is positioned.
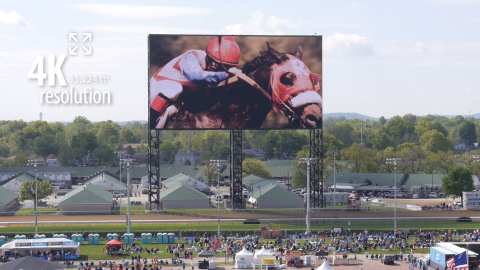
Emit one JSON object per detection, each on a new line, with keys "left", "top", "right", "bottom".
{"left": 0, "top": 10, "right": 28, "bottom": 27}
{"left": 324, "top": 33, "right": 374, "bottom": 56}
{"left": 465, "top": 88, "right": 472, "bottom": 92}
{"left": 222, "top": 10, "right": 299, "bottom": 35}
{"left": 415, "top": 42, "right": 428, "bottom": 53}
{"left": 72, "top": 4, "right": 213, "bottom": 19}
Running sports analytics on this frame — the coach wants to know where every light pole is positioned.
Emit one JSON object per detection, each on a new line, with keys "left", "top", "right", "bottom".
{"left": 330, "top": 150, "right": 340, "bottom": 210}
{"left": 120, "top": 158, "right": 133, "bottom": 234}
{"left": 299, "top": 157, "right": 316, "bottom": 234}
{"left": 210, "top": 159, "right": 226, "bottom": 237}
{"left": 386, "top": 158, "right": 402, "bottom": 233}
{"left": 27, "top": 160, "right": 38, "bottom": 235}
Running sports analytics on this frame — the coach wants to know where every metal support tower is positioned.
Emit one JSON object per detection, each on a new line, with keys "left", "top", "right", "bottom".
{"left": 230, "top": 129, "right": 244, "bottom": 209}
{"left": 309, "top": 128, "right": 323, "bottom": 208}
{"left": 148, "top": 129, "right": 161, "bottom": 210}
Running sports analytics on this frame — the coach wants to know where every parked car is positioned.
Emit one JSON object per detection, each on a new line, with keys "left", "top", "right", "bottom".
{"left": 412, "top": 194, "right": 419, "bottom": 199}
{"left": 453, "top": 201, "right": 463, "bottom": 207}
{"left": 438, "top": 192, "right": 445, "bottom": 198}
{"left": 429, "top": 192, "right": 438, "bottom": 198}
{"left": 381, "top": 254, "right": 395, "bottom": 265}
{"left": 361, "top": 197, "right": 370, "bottom": 201}
{"left": 404, "top": 193, "right": 413, "bottom": 198}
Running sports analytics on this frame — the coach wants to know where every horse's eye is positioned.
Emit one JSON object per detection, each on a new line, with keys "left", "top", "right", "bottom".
{"left": 279, "top": 72, "right": 296, "bottom": 86}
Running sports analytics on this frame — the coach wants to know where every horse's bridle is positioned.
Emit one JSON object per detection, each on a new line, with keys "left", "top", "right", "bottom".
{"left": 247, "top": 60, "right": 301, "bottom": 125}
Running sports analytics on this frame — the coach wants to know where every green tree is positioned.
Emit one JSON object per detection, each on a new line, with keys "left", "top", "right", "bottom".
{"left": 32, "top": 134, "right": 59, "bottom": 157}
{"left": 442, "top": 166, "right": 474, "bottom": 203}
{"left": 291, "top": 148, "right": 309, "bottom": 188}
{"left": 264, "top": 130, "right": 308, "bottom": 158}
{"left": 71, "top": 131, "right": 97, "bottom": 162}
{"left": 18, "top": 180, "right": 53, "bottom": 206}
{"left": 327, "top": 123, "right": 355, "bottom": 147}
{"left": 419, "top": 130, "right": 453, "bottom": 153}
{"left": 160, "top": 141, "right": 180, "bottom": 165}
{"left": 96, "top": 122, "right": 120, "bottom": 145}
{"left": 93, "top": 142, "right": 115, "bottom": 166}
{"left": 126, "top": 145, "right": 135, "bottom": 156}
{"left": 65, "top": 116, "right": 93, "bottom": 141}
{"left": 341, "top": 143, "right": 374, "bottom": 173}
{"left": 459, "top": 121, "right": 477, "bottom": 147}
{"left": 242, "top": 158, "right": 272, "bottom": 179}
{"left": 0, "top": 143, "right": 10, "bottom": 157}
{"left": 371, "top": 131, "right": 390, "bottom": 150}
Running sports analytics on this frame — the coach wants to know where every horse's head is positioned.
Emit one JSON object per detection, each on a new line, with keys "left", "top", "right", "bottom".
{"left": 248, "top": 43, "right": 322, "bottom": 128}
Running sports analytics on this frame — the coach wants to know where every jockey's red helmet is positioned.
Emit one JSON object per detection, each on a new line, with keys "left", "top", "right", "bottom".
{"left": 206, "top": 36, "right": 240, "bottom": 67}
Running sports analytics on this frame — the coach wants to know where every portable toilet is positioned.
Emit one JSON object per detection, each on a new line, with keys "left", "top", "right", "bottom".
{"left": 168, "top": 233, "right": 175, "bottom": 244}
{"left": 59, "top": 234, "right": 67, "bottom": 239}
{"left": 88, "top": 234, "right": 95, "bottom": 245}
{"left": 0, "top": 236, "right": 5, "bottom": 246}
{"left": 162, "top": 233, "right": 168, "bottom": 244}
{"left": 141, "top": 233, "right": 147, "bottom": 244}
{"left": 34, "top": 234, "right": 41, "bottom": 239}
{"left": 157, "top": 233, "right": 163, "bottom": 244}
{"left": 128, "top": 233, "right": 135, "bottom": 244}
{"left": 40, "top": 234, "right": 46, "bottom": 239}
{"left": 20, "top": 235, "right": 26, "bottom": 240}
{"left": 107, "top": 234, "right": 113, "bottom": 242}
{"left": 123, "top": 233, "right": 129, "bottom": 244}
{"left": 112, "top": 233, "right": 119, "bottom": 240}
{"left": 94, "top": 234, "right": 100, "bottom": 245}
{"left": 14, "top": 235, "right": 20, "bottom": 240}
{"left": 53, "top": 234, "right": 59, "bottom": 239}
{"left": 146, "top": 233, "right": 152, "bottom": 244}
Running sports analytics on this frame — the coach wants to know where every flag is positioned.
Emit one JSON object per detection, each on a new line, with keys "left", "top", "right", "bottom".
{"left": 446, "top": 257, "right": 455, "bottom": 270}
{"left": 454, "top": 251, "right": 468, "bottom": 270}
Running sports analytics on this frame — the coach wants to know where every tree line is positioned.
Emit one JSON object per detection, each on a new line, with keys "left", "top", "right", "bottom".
{"left": 0, "top": 114, "right": 478, "bottom": 171}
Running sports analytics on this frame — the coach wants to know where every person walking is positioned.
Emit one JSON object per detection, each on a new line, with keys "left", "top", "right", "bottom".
{"left": 191, "top": 260, "right": 195, "bottom": 270}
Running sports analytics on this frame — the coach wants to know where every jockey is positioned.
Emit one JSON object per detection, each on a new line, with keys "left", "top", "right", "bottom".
{"left": 150, "top": 36, "right": 241, "bottom": 128}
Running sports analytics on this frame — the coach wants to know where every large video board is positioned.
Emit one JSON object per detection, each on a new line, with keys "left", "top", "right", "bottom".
{"left": 148, "top": 35, "right": 322, "bottom": 130}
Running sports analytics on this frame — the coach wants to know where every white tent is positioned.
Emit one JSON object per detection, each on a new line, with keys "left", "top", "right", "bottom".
{"left": 235, "top": 247, "right": 253, "bottom": 269}
{"left": 316, "top": 261, "right": 334, "bottom": 270}
{"left": 253, "top": 247, "right": 275, "bottom": 265}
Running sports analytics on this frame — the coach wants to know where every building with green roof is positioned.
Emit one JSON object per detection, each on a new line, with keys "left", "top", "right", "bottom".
{"left": 1, "top": 173, "right": 48, "bottom": 193}
{"left": 0, "top": 185, "right": 19, "bottom": 214}
{"left": 58, "top": 183, "right": 114, "bottom": 215}
{"left": 161, "top": 173, "right": 209, "bottom": 192}
{"left": 85, "top": 171, "right": 126, "bottom": 195}
{"left": 160, "top": 184, "right": 209, "bottom": 209}
{"left": 248, "top": 182, "right": 303, "bottom": 208}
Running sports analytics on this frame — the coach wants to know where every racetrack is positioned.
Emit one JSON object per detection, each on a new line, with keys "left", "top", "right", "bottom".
{"left": 0, "top": 198, "right": 477, "bottom": 226}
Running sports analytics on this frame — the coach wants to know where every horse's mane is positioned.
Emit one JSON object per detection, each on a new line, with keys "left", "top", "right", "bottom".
{"left": 242, "top": 50, "right": 289, "bottom": 74}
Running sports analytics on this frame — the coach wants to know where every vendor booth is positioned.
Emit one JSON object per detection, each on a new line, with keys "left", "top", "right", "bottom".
{"left": 197, "top": 250, "right": 216, "bottom": 269}
{"left": 235, "top": 247, "right": 253, "bottom": 269}
{"left": 106, "top": 239, "right": 123, "bottom": 256}
{"left": 285, "top": 249, "right": 304, "bottom": 267}
{"left": 0, "top": 238, "right": 79, "bottom": 261}
{"left": 253, "top": 248, "right": 275, "bottom": 269}
{"left": 316, "top": 261, "right": 334, "bottom": 270}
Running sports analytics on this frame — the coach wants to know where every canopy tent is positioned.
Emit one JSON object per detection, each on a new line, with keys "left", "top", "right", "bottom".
{"left": 253, "top": 247, "right": 275, "bottom": 265}
{"left": 235, "top": 247, "right": 253, "bottom": 269}
{"left": 316, "top": 261, "right": 334, "bottom": 270}
{"left": 0, "top": 238, "right": 79, "bottom": 260}
{"left": 198, "top": 250, "right": 216, "bottom": 258}
{"left": 0, "top": 256, "right": 67, "bottom": 270}
{"left": 106, "top": 239, "right": 122, "bottom": 247}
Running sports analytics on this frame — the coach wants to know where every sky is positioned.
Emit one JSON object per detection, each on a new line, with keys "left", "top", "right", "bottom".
{"left": 0, "top": 0, "right": 479, "bottom": 123}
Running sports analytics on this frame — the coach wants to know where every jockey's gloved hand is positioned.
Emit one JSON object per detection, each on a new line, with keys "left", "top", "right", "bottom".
{"left": 228, "top": 67, "right": 241, "bottom": 75}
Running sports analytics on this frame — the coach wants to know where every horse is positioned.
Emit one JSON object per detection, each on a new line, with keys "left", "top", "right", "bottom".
{"left": 157, "top": 43, "right": 322, "bottom": 129}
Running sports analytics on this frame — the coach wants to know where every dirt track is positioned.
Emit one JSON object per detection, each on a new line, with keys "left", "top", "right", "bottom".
{"left": 1, "top": 198, "right": 478, "bottom": 225}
